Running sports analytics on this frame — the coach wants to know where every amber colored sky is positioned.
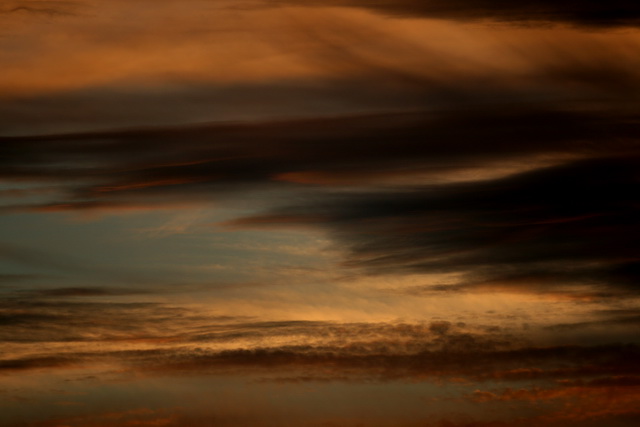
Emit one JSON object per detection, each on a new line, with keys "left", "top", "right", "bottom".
{"left": 1, "top": 1, "right": 640, "bottom": 426}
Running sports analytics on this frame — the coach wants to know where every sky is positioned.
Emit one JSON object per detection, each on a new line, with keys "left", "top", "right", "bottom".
{"left": 1, "top": 1, "right": 639, "bottom": 426}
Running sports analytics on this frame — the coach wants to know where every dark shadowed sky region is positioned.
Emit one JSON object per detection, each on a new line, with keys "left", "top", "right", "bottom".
{"left": 1, "top": 1, "right": 639, "bottom": 426}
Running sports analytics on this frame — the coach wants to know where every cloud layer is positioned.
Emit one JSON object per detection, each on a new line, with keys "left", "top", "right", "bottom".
{"left": 282, "top": 0, "right": 640, "bottom": 27}
{"left": 1, "top": 3, "right": 639, "bottom": 426}
{"left": 1, "top": 103, "right": 638, "bottom": 300}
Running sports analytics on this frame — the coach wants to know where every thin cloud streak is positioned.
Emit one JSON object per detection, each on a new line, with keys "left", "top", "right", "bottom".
{"left": 0, "top": 1, "right": 79, "bottom": 16}
{"left": 276, "top": 0, "right": 640, "bottom": 28}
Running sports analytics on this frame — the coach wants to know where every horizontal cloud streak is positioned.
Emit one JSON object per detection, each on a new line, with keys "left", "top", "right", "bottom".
{"left": 1, "top": 107, "right": 638, "bottom": 206}
{"left": 2, "top": 297, "right": 638, "bottom": 426}
{"left": 0, "top": 1, "right": 79, "bottom": 16}
{"left": 3, "top": 339, "right": 638, "bottom": 386}
{"left": 2, "top": 298, "right": 638, "bottom": 381}
{"left": 280, "top": 0, "right": 640, "bottom": 28}
{"left": 228, "top": 154, "right": 640, "bottom": 296}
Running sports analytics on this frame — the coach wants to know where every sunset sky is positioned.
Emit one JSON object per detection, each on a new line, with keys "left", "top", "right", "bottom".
{"left": 1, "top": 1, "right": 639, "bottom": 426}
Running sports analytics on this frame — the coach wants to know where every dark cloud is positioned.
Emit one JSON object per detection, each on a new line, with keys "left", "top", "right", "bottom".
{"left": 131, "top": 343, "right": 640, "bottom": 382}
{"left": 0, "top": 355, "right": 78, "bottom": 371}
{"left": 546, "top": 309, "right": 640, "bottom": 331}
{"left": 279, "top": 0, "right": 640, "bottom": 28}
{"left": 231, "top": 154, "right": 640, "bottom": 295}
{"left": 1, "top": 105, "right": 638, "bottom": 298}
{"left": 559, "top": 376, "right": 640, "bottom": 387}
{"left": 0, "top": 106, "right": 638, "bottom": 210}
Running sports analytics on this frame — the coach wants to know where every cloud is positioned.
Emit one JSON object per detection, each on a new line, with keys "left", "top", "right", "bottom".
{"left": 0, "top": 298, "right": 244, "bottom": 344}
{"left": 0, "top": 297, "right": 496, "bottom": 348}
{"left": 1, "top": 297, "right": 637, "bottom": 426}
{"left": 1, "top": 106, "right": 637, "bottom": 208}
{"left": 278, "top": 0, "right": 640, "bottom": 28}
{"left": 0, "top": 1, "right": 79, "bottom": 16}
{"left": 136, "top": 344, "right": 639, "bottom": 382}
{"left": 2, "top": 8, "right": 640, "bottom": 135}
{"left": 230, "top": 154, "right": 640, "bottom": 296}
{"left": 468, "top": 380, "right": 640, "bottom": 425}
{"left": 1, "top": 297, "right": 638, "bottom": 384}
{"left": 545, "top": 309, "right": 640, "bottom": 332}
{"left": 471, "top": 376, "right": 640, "bottom": 402}
{"left": 30, "top": 287, "right": 148, "bottom": 297}
{"left": 0, "top": 0, "right": 638, "bottom": 303}
{"left": 13, "top": 407, "right": 177, "bottom": 427}
{"left": 1, "top": 104, "right": 638, "bottom": 299}
{"left": 2, "top": 337, "right": 638, "bottom": 386}
{"left": 0, "top": 4, "right": 637, "bottom": 427}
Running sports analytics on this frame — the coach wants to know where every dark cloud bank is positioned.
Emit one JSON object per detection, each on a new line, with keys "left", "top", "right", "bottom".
{"left": 235, "top": 154, "right": 640, "bottom": 297}
{"left": 1, "top": 104, "right": 639, "bottom": 298}
{"left": 1, "top": 107, "right": 637, "bottom": 199}
{"left": 281, "top": 0, "right": 640, "bottom": 28}
{"left": 6, "top": 0, "right": 640, "bottom": 27}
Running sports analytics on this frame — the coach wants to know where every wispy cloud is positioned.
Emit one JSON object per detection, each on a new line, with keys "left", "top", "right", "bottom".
{"left": 276, "top": 0, "right": 640, "bottom": 28}
{"left": 0, "top": 1, "right": 79, "bottom": 16}
{"left": 228, "top": 154, "right": 640, "bottom": 297}
{"left": 1, "top": 106, "right": 638, "bottom": 208}
{"left": 1, "top": 103, "right": 638, "bottom": 300}
{"left": 1, "top": 2, "right": 638, "bottom": 427}
{"left": 1, "top": 297, "right": 638, "bottom": 383}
